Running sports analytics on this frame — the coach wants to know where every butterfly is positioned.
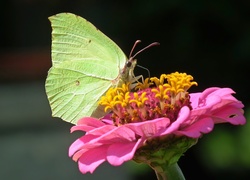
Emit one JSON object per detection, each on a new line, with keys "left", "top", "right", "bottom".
{"left": 45, "top": 13, "right": 159, "bottom": 124}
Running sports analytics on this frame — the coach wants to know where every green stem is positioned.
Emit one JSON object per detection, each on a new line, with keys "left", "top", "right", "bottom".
{"left": 153, "top": 163, "right": 185, "bottom": 180}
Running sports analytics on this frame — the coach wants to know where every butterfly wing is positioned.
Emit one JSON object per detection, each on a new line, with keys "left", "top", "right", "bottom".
{"left": 45, "top": 13, "right": 127, "bottom": 124}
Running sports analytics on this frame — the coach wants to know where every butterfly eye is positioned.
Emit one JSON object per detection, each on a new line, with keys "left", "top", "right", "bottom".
{"left": 126, "top": 61, "right": 132, "bottom": 68}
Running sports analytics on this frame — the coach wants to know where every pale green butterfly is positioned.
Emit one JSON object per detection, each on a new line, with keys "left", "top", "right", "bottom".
{"left": 45, "top": 13, "right": 159, "bottom": 124}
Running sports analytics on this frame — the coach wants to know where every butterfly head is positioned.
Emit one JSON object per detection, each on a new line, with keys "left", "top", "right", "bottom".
{"left": 120, "top": 56, "right": 137, "bottom": 84}
{"left": 119, "top": 40, "right": 160, "bottom": 86}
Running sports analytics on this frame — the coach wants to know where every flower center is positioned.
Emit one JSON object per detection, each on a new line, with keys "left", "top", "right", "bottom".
{"left": 99, "top": 72, "right": 197, "bottom": 126}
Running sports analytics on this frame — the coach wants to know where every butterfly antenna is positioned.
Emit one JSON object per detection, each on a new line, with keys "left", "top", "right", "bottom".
{"left": 131, "top": 41, "right": 160, "bottom": 59}
{"left": 129, "top": 40, "right": 141, "bottom": 58}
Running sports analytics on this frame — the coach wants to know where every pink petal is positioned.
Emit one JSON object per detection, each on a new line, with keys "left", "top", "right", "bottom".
{"left": 189, "top": 87, "right": 246, "bottom": 126}
{"left": 107, "top": 138, "right": 143, "bottom": 166}
{"left": 69, "top": 134, "right": 99, "bottom": 157}
{"left": 190, "top": 87, "right": 236, "bottom": 110}
{"left": 160, "top": 106, "right": 190, "bottom": 135}
{"left": 125, "top": 118, "right": 171, "bottom": 138}
{"left": 211, "top": 106, "right": 246, "bottom": 125}
{"left": 87, "top": 125, "right": 115, "bottom": 136}
{"left": 189, "top": 92, "right": 201, "bottom": 108}
{"left": 71, "top": 117, "right": 106, "bottom": 132}
{"left": 70, "top": 126, "right": 138, "bottom": 159}
{"left": 77, "top": 145, "right": 108, "bottom": 174}
{"left": 98, "top": 126, "right": 137, "bottom": 143}
{"left": 69, "top": 126, "right": 117, "bottom": 157}
{"left": 77, "top": 117, "right": 106, "bottom": 126}
{"left": 198, "top": 87, "right": 230, "bottom": 100}
{"left": 175, "top": 117, "right": 214, "bottom": 138}
{"left": 207, "top": 88, "right": 235, "bottom": 98}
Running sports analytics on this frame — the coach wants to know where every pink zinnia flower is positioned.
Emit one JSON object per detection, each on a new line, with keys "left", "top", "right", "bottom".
{"left": 69, "top": 72, "right": 246, "bottom": 174}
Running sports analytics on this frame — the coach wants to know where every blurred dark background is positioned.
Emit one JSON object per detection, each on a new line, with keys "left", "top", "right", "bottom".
{"left": 0, "top": 0, "right": 249, "bottom": 179}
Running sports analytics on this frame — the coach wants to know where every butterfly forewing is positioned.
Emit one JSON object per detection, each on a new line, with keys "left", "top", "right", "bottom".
{"left": 50, "top": 13, "right": 126, "bottom": 68}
